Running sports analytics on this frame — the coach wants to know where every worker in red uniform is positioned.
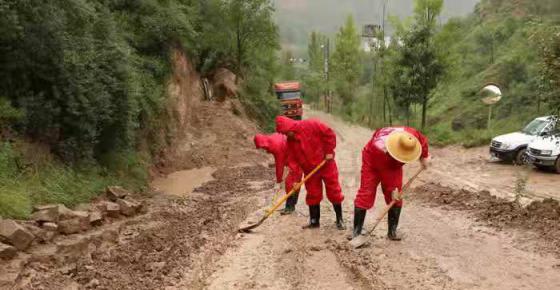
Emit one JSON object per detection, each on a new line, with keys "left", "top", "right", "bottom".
{"left": 254, "top": 133, "right": 303, "bottom": 214}
{"left": 351, "top": 127, "right": 430, "bottom": 241}
{"left": 275, "top": 116, "right": 345, "bottom": 230}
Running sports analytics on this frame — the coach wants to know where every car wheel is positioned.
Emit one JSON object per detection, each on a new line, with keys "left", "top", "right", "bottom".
{"left": 555, "top": 157, "right": 560, "bottom": 174}
{"left": 514, "top": 148, "right": 528, "bottom": 165}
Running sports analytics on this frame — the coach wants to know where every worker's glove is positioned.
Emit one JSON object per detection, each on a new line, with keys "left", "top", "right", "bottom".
{"left": 392, "top": 189, "right": 403, "bottom": 201}
{"left": 420, "top": 157, "right": 430, "bottom": 170}
{"left": 273, "top": 182, "right": 284, "bottom": 193}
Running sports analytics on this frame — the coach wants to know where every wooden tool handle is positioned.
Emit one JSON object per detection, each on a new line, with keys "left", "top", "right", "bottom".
{"left": 365, "top": 168, "right": 424, "bottom": 234}
{"left": 264, "top": 160, "right": 327, "bottom": 217}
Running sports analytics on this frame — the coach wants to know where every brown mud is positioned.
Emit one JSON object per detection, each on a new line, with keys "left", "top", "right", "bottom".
{"left": 413, "top": 182, "right": 560, "bottom": 257}
{"left": 3, "top": 105, "right": 560, "bottom": 290}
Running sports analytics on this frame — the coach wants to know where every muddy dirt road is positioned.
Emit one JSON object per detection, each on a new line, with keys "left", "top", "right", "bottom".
{"left": 5, "top": 107, "right": 559, "bottom": 289}
{"left": 202, "top": 110, "right": 560, "bottom": 290}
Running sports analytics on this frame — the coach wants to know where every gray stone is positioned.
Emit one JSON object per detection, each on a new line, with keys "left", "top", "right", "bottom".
{"left": 74, "top": 203, "right": 92, "bottom": 212}
{"left": 31, "top": 204, "right": 77, "bottom": 224}
{"left": 0, "top": 219, "right": 35, "bottom": 250}
{"left": 32, "top": 204, "right": 58, "bottom": 212}
{"left": 105, "top": 202, "right": 121, "bottom": 218}
{"left": 24, "top": 224, "right": 56, "bottom": 244}
{"left": 31, "top": 206, "right": 59, "bottom": 223}
{"left": 89, "top": 211, "right": 103, "bottom": 226}
{"left": 58, "top": 219, "right": 82, "bottom": 235}
{"left": 117, "top": 199, "right": 141, "bottom": 216}
{"left": 42, "top": 222, "right": 58, "bottom": 232}
{"left": 71, "top": 211, "right": 91, "bottom": 231}
{"left": 106, "top": 186, "right": 130, "bottom": 201}
{"left": 0, "top": 242, "right": 17, "bottom": 259}
{"left": 57, "top": 205, "right": 78, "bottom": 220}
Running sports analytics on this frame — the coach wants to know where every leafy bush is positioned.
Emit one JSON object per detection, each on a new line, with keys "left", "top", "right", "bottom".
{"left": 0, "top": 0, "right": 281, "bottom": 218}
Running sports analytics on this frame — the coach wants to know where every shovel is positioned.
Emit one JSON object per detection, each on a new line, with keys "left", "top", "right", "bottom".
{"left": 349, "top": 168, "right": 424, "bottom": 249}
{"left": 238, "top": 160, "right": 327, "bottom": 233}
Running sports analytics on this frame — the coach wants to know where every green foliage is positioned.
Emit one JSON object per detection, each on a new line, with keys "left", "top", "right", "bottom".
{"left": 302, "top": 31, "right": 328, "bottom": 105}
{"left": 0, "top": 0, "right": 199, "bottom": 162}
{"left": 0, "top": 143, "right": 147, "bottom": 219}
{"left": 388, "top": 0, "right": 445, "bottom": 129}
{"left": 534, "top": 24, "right": 560, "bottom": 112}
{"left": 331, "top": 15, "right": 362, "bottom": 111}
{"left": 0, "top": 0, "right": 281, "bottom": 218}
{"left": 308, "top": 31, "right": 325, "bottom": 73}
{"left": 280, "top": 50, "right": 296, "bottom": 80}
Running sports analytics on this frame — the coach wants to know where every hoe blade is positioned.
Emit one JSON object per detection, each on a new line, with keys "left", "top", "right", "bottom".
{"left": 349, "top": 235, "right": 370, "bottom": 249}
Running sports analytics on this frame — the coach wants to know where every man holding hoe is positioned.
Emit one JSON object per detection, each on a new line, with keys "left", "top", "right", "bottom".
{"left": 275, "top": 116, "right": 346, "bottom": 230}
{"left": 351, "top": 127, "right": 430, "bottom": 241}
{"left": 254, "top": 133, "right": 303, "bottom": 215}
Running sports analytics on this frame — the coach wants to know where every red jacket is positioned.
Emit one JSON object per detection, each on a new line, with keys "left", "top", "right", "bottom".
{"left": 254, "top": 133, "right": 301, "bottom": 183}
{"left": 275, "top": 116, "right": 337, "bottom": 169}
{"left": 365, "top": 126, "right": 429, "bottom": 167}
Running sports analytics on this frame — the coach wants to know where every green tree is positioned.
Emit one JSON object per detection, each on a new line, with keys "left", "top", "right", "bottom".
{"left": 224, "top": 0, "right": 279, "bottom": 81}
{"left": 389, "top": 0, "right": 445, "bottom": 129}
{"left": 537, "top": 24, "right": 560, "bottom": 113}
{"left": 308, "top": 31, "right": 325, "bottom": 73}
{"left": 281, "top": 50, "right": 296, "bottom": 80}
{"left": 331, "top": 15, "right": 362, "bottom": 111}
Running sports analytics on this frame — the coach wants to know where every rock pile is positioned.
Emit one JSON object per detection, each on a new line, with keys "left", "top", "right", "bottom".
{"left": 0, "top": 186, "right": 144, "bottom": 260}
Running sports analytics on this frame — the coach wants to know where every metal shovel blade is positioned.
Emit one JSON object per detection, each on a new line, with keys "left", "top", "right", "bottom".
{"left": 238, "top": 217, "right": 266, "bottom": 233}
{"left": 349, "top": 235, "right": 369, "bottom": 249}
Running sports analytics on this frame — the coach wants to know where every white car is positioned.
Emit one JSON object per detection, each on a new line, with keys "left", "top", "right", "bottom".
{"left": 489, "top": 116, "right": 557, "bottom": 164}
{"left": 526, "top": 125, "right": 560, "bottom": 173}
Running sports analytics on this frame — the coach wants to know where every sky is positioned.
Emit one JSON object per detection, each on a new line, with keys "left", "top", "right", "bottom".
{"left": 273, "top": 0, "right": 480, "bottom": 54}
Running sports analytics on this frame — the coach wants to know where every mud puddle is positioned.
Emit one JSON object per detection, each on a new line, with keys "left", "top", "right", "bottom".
{"left": 152, "top": 167, "right": 215, "bottom": 196}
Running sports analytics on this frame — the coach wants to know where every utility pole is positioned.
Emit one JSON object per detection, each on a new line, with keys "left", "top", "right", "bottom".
{"left": 381, "top": 0, "right": 391, "bottom": 125}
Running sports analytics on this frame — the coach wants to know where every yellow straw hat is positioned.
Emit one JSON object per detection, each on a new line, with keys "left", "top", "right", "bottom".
{"left": 386, "top": 131, "right": 422, "bottom": 164}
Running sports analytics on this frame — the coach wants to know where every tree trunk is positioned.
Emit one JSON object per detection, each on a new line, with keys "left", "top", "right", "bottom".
{"left": 421, "top": 95, "right": 427, "bottom": 130}
{"left": 386, "top": 87, "right": 393, "bottom": 125}
{"left": 406, "top": 101, "right": 411, "bottom": 126}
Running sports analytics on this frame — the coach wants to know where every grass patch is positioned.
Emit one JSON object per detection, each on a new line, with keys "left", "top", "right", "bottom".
{"left": 0, "top": 142, "right": 148, "bottom": 219}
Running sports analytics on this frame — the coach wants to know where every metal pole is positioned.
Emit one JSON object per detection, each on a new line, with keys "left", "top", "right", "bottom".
{"left": 326, "top": 38, "right": 331, "bottom": 113}
{"left": 488, "top": 105, "right": 493, "bottom": 132}
{"left": 323, "top": 39, "right": 329, "bottom": 112}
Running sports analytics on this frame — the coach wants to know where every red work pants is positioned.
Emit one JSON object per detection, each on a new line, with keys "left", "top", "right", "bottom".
{"left": 354, "top": 147, "right": 403, "bottom": 209}
{"left": 303, "top": 160, "right": 344, "bottom": 206}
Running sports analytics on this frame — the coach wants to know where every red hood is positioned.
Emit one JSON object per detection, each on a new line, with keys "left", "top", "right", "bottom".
{"left": 275, "top": 116, "right": 298, "bottom": 134}
{"left": 254, "top": 134, "right": 270, "bottom": 150}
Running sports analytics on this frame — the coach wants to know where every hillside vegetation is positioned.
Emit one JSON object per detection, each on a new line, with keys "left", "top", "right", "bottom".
{"left": 298, "top": 0, "right": 560, "bottom": 147}
{"left": 274, "top": 0, "right": 478, "bottom": 55}
{"left": 0, "top": 0, "right": 280, "bottom": 218}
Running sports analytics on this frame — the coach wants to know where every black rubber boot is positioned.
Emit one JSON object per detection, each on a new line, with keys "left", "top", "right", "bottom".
{"left": 281, "top": 191, "right": 299, "bottom": 215}
{"left": 387, "top": 207, "right": 402, "bottom": 241}
{"left": 333, "top": 204, "right": 346, "bottom": 230}
{"left": 302, "top": 205, "right": 320, "bottom": 229}
{"left": 353, "top": 207, "right": 367, "bottom": 238}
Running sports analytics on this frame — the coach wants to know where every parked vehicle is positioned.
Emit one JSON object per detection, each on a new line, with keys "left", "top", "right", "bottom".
{"left": 526, "top": 121, "right": 560, "bottom": 173}
{"left": 489, "top": 116, "right": 557, "bottom": 164}
{"left": 274, "top": 81, "right": 303, "bottom": 120}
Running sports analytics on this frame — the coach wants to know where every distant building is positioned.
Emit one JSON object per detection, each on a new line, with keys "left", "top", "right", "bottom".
{"left": 362, "top": 36, "right": 394, "bottom": 52}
